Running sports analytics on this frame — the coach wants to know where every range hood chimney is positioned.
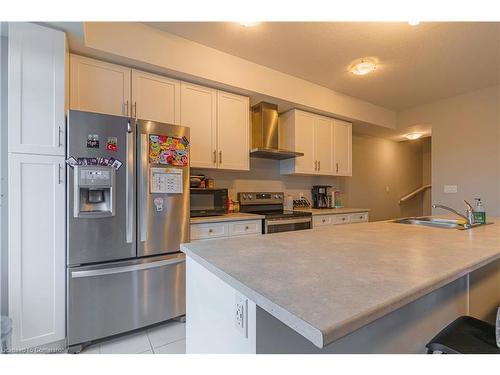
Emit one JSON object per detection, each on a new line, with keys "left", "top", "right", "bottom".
{"left": 250, "top": 102, "right": 304, "bottom": 160}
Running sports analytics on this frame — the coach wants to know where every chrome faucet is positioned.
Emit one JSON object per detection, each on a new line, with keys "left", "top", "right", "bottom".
{"left": 432, "top": 200, "right": 476, "bottom": 228}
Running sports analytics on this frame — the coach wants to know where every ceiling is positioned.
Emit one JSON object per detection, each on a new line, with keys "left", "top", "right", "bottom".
{"left": 148, "top": 22, "right": 500, "bottom": 111}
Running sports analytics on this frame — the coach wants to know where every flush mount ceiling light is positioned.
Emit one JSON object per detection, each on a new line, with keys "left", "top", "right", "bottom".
{"left": 348, "top": 58, "right": 378, "bottom": 76}
{"left": 405, "top": 133, "right": 423, "bottom": 140}
{"left": 408, "top": 20, "right": 420, "bottom": 26}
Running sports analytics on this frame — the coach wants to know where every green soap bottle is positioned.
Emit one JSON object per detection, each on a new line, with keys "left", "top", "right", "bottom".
{"left": 474, "top": 198, "right": 486, "bottom": 224}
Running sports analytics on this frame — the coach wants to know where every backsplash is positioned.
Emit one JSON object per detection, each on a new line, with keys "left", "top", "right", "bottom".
{"left": 191, "top": 158, "right": 344, "bottom": 203}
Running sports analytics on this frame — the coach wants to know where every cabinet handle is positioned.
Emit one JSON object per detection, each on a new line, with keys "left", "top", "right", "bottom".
{"left": 245, "top": 226, "right": 249, "bottom": 230}
{"left": 58, "top": 164, "right": 63, "bottom": 184}
{"left": 124, "top": 100, "right": 129, "bottom": 116}
{"left": 336, "top": 163, "right": 339, "bottom": 173}
{"left": 219, "top": 150, "right": 222, "bottom": 164}
{"left": 213, "top": 150, "right": 217, "bottom": 164}
{"left": 318, "top": 160, "right": 320, "bottom": 171}
{"left": 208, "top": 229, "right": 213, "bottom": 233}
{"left": 58, "top": 126, "right": 63, "bottom": 147}
{"left": 133, "top": 101, "right": 138, "bottom": 120}
{"left": 314, "top": 160, "right": 317, "bottom": 171}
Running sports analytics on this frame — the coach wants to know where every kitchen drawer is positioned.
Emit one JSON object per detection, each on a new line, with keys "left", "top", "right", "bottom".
{"left": 313, "top": 215, "right": 333, "bottom": 227}
{"left": 331, "top": 214, "right": 351, "bottom": 225}
{"left": 228, "top": 220, "right": 262, "bottom": 237}
{"left": 350, "top": 212, "right": 369, "bottom": 223}
{"left": 191, "top": 222, "right": 228, "bottom": 240}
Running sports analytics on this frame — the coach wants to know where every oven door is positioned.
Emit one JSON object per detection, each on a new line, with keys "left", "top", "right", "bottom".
{"left": 190, "top": 189, "right": 228, "bottom": 217}
{"left": 265, "top": 217, "right": 312, "bottom": 234}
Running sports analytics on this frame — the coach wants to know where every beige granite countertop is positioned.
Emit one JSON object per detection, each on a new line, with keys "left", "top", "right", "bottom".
{"left": 295, "top": 207, "right": 370, "bottom": 215}
{"left": 181, "top": 218, "right": 500, "bottom": 348}
{"left": 190, "top": 212, "right": 265, "bottom": 224}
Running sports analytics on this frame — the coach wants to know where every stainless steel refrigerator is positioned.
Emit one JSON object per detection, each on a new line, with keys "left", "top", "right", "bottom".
{"left": 66, "top": 110, "right": 189, "bottom": 352}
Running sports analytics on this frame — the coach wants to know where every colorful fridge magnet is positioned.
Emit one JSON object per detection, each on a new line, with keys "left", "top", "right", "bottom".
{"left": 106, "top": 137, "right": 118, "bottom": 152}
{"left": 66, "top": 157, "right": 77, "bottom": 167}
{"left": 86, "top": 134, "right": 99, "bottom": 148}
{"left": 153, "top": 197, "right": 164, "bottom": 212}
{"left": 110, "top": 159, "right": 123, "bottom": 170}
{"left": 149, "top": 134, "right": 189, "bottom": 167}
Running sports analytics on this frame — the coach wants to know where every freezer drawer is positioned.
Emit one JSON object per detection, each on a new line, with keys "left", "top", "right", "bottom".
{"left": 67, "top": 253, "right": 185, "bottom": 346}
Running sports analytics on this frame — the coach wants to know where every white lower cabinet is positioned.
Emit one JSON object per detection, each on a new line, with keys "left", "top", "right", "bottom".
{"left": 313, "top": 212, "right": 369, "bottom": 228}
{"left": 8, "top": 153, "right": 66, "bottom": 350}
{"left": 190, "top": 219, "right": 262, "bottom": 241}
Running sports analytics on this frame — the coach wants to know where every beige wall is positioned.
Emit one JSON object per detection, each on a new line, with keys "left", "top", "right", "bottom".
{"left": 399, "top": 85, "right": 500, "bottom": 216}
{"left": 343, "top": 135, "right": 427, "bottom": 221}
{"left": 193, "top": 134, "right": 427, "bottom": 222}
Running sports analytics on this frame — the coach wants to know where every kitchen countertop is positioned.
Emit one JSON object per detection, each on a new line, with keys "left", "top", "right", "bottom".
{"left": 295, "top": 207, "right": 370, "bottom": 215}
{"left": 190, "top": 212, "right": 265, "bottom": 224}
{"left": 181, "top": 218, "right": 500, "bottom": 348}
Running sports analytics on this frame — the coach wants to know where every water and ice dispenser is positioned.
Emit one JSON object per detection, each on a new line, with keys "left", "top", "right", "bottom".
{"left": 73, "top": 165, "right": 116, "bottom": 218}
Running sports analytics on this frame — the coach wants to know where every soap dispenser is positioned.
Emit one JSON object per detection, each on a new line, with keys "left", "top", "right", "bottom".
{"left": 474, "top": 198, "right": 486, "bottom": 224}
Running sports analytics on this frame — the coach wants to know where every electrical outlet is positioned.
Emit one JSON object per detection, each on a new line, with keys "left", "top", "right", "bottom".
{"left": 444, "top": 185, "right": 458, "bottom": 194}
{"left": 235, "top": 293, "right": 248, "bottom": 338}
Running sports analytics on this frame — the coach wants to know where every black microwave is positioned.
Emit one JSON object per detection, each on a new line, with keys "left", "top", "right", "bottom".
{"left": 190, "top": 188, "right": 228, "bottom": 217}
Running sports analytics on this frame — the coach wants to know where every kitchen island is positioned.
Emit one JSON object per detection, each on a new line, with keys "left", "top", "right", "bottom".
{"left": 180, "top": 219, "right": 500, "bottom": 353}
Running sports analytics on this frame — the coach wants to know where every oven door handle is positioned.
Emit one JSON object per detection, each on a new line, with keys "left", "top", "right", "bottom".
{"left": 266, "top": 217, "right": 312, "bottom": 225}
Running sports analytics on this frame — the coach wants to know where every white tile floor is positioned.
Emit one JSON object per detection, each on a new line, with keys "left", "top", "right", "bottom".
{"left": 80, "top": 320, "right": 186, "bottom": 354}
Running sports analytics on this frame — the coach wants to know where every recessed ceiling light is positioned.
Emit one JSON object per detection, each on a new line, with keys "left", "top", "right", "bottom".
{"left": 405, "top": 133, "right": 423, "bottom": 140}
{"left": 408, "top": 20, "right": 420, "bottom": 26}
{"left": 348, "top": 58, "right": 378, "bottom": 76}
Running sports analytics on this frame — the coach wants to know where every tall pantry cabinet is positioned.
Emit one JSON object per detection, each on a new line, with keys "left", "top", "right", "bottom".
{"left": 7, "top": 22, "right": 66, "bottom": 350}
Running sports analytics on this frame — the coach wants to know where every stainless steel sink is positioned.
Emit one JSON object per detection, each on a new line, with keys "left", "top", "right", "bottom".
{"left": 390, "top": 217, "right": 488, "bottom": 230}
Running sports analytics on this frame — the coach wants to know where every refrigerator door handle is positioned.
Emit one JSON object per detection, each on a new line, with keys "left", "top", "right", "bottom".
{"left": 139, "top": 133, "right": 148, "bottom": 242}
{"left": 126, "top": 123, "right": 134, "bottom": 244}
{"left": 70, "top": 257, "right": 185, "bottom": 278}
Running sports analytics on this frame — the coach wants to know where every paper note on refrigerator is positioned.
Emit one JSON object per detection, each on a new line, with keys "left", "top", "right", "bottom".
{"left": 150, "top": 167, "right": 183, "bottom": 194}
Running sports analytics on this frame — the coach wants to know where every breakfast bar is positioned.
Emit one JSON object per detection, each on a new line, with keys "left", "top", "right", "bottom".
{"left": 181, "top": 219, "right": 500, "bottom": 353}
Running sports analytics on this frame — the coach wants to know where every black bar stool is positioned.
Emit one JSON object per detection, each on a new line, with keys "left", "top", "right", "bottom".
{"left": 426, "top": 315, "right": 500, "bottom": 354}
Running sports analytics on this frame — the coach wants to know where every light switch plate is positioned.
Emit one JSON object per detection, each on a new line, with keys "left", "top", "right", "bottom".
{"left": 444, "top": 185, "right": 458, "bottom": 194}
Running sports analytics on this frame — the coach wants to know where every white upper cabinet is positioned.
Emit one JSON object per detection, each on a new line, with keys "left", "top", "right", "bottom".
{"left": 181, "top": 83, "right": 249, "bottom": 171}
{"left": 8, "top": 22, "right": 66, "bottom": 156}
{"left": 8, "top": 153, "right": 66, "bottom": 350}
{"left": 333, "top": 119, "right": 352, "bottom": 176}
{"left": 216, "top": 91, "right": 250, "bottom": 171}
{"left": 314, "top": 116, "right": 335, "bottom": 175}
{"left": 70, "top": 54, "right": 131, "bottom": 116}
{"left": 279, "top": 109, "right": 351, "bottom": 176}
{"left": 180, "top": 82, "right": 218, "bottom": 169}
{"left": 131, "top": 69, "right": 180, "bottom": 124}
{"left": 280, "top": 110, "right": 316, "bottom": 174}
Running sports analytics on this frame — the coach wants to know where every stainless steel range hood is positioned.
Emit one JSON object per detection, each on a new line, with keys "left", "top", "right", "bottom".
{"left": 250, "top": 102, "right": 304, "bottom": 160}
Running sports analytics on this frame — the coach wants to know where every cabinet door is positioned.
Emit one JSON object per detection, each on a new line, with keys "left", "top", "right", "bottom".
{"left": 8, "top": 154, "right": 66, "bottom": 349}
{"left": 314, "top": 116, "right": 334, "bottom": 175}
{"left": 180, "top": 82, "right": 217, "bottom": 169}
{"left": 333, "top": 120, "right": 352, "bottom": 176}
{"left": 294, "top": 111, "right": 316, "bottom": 174}
{"left": 70, "top": 54, "right": 131, "bottom": 116}
{"left": 216, "top": 91, "right": 250, "bottom": 171}
{"left": 131, "top": 69, "right": 180, "bottom": 124}
{"left": 8, "top": 23, "right": 65, "bottom": 156}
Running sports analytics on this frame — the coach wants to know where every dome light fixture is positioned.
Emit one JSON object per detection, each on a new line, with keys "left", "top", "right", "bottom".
{"left": 405, "top": 133, "right": 423, "bottom": 140}
{"left": 348, "top": 57, "right": 378, "bottom": 76}
{"left": 408, "top": 20, "right": 420, "bottom": 26}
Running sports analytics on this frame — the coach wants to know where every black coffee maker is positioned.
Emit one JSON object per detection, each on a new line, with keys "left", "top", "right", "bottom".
{"left": 311, "top": 185, "right": 333, "bottom": 209}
